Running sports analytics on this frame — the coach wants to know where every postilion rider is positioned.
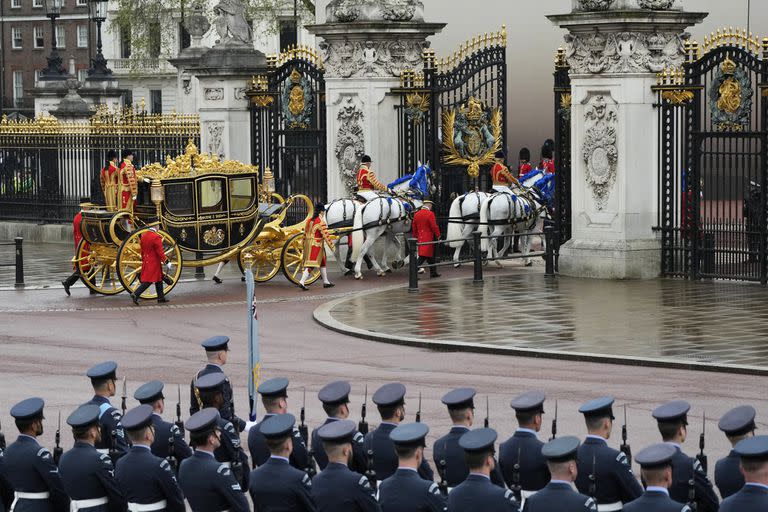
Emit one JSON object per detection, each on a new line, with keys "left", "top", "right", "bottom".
{"left": 356, "top": 155, "right": 389, "bottom": 202}
{"left": 298, "top": 203, "right": 338, "bottom": 291}
{"left": 490, "top": 150, "right": 518, "bottom": 195}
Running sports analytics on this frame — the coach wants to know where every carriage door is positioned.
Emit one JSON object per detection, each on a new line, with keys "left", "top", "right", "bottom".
{"left": 196, "top": 177, "right": 231, "bottom": 251}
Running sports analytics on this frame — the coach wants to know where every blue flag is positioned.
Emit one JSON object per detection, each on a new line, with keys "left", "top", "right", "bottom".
{"left": 245, "top": 266, "right": 260, "bottom": 422}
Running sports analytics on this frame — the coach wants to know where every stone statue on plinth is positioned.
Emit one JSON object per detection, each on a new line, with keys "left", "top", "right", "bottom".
{"left": 213, "top": 0, "right": 252, "bottom": 47}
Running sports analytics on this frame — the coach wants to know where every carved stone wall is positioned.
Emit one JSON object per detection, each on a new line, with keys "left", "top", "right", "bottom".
{"left": 573, "top": 0, "right": 679, "bottom": 10}
{"left": 326, "top": 0, "right": 425, "bottom": 23}
{"left": 205, "top": 121, "right": 225, "bottom": 157}
{"left": 319, "top": 38, "right": 427, "bottom": 79}
{"left": 565, "top": 31, "right": 686, "bottom": 74}
{"left": 581, "top": 94, "right": 618, "bottom": 210}
{"left": 204, "top": 88, "right": 225, "bottom": 101}
{"left": 334, "top": 96, "right": 365, "bottom": 194}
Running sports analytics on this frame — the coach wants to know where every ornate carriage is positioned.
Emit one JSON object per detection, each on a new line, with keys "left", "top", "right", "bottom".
{"left": 74, "top": 142, "right": 320, "bottom": 298}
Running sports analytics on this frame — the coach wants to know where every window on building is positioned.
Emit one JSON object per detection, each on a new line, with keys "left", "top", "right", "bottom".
{"left": 13, "top": 71, "right": 24, "bottom": 107}
{"left": 11, "top": 0, "right": 21, "bottom": 8}
{"left": 55, "top": 26, "right": 65, "bottom": 48}
{"left": 34, "top": 27, "right": 45, "bottom": 49}
{"left": 77, "top": 69, "right": 88, "bottom": 82}
{"left": 150, "top": 90, "right": 162, "bottom": 114}
{"left": 77, "top": 26, "right": 88, "bottom": 48}
{"left": 279, "top": 19, "right": 298, "bottom": 52}
{"left": 123, "top": 91, "right": 133, "bottom": 108}
{"left": 179, "top": 22, "right": 191, "bottom": 52}
{"left": 120, "top": 29, "right": 131, "bottom": 59}
{"left": 12, "top": 27, "right": 22, "bottom": 49}
{"left": 148, "top": 22, "right": 161, "bottom": 58}
{"left": 76, "top": 0, "right": 87, "bottom": 5}
{"left": 33, "top": 0, "right": 43, "bottom": 7}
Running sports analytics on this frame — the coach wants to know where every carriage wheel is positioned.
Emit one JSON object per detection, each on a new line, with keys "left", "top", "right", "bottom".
{"left": 116, "top": 228, "right": 183, "bottom": 299}
{"left": 75, "top": 240, "right": 124, "bottom": 295}
{"left": 237, "top": 238, "right": 282, "bottom": 283}
{"left": 281, "top": 233, "right": 320, "bottom": 286}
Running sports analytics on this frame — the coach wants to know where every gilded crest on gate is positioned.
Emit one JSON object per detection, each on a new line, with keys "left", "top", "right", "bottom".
{"left": 405, "top": 92, "right": 430, "bottom": 124}
{"left": 442, "top": 97, "right": 502, "bottom": 178}
{"left": 710, "top": 57, "right": 752, "bottom": 132}
{"left": 203, "top": 226, "right": 226, "bottom": 246}
{"left": 281, "top": 68, "right": 314, "bottom": 130}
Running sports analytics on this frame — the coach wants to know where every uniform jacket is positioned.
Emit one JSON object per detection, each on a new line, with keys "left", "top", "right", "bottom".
{"left": 247, "top": 413, "right": 309, "bottom": 471}
{"left": 114, "top": 446, "right": 184, "bottom": 512}
{"left": 58, "top": 441, "right": 126, "bottom": 512}
{"left": 311, "top": 462, "right": 380, "bottom": 512}
{"left": 139, "top": 230, "right": 167, "bottom": 284}
{"left": 715, "top": 450, "right": 743, "bottom": 499}
{"left": 719, "top": 483, "right": 768, "bottom": 512}
{"left": 432, "top": 426, "right": 505, "bottom": 489}
{"left": 411, "top": 209, "right": 440, "bottom": 258}
{"left": 83, "top": 396, "right": 129, "bottom": 461}
{"left": 100, "top": 163, "right": 119, "bottom": 211}
{"left": 189, "top": 365, "right": 245, "bottom": 432}
{"left": 356, "top": 166, "right": 386, "bottom": 192}
{"left": 73, "top": 212, "right": 89, "bottom": 272}
{"left": 517, "top": 163, "right": 533, "bottom": 178}
{"left": 540, "top": 159, "right": 555, "bottom": 175}
{"left": 498, "top": 429, "right": 550, "bottom": 492}
{"left": 363, "top": 423, "right": 433, "bottom": 482}
{"left": 212, "top": 418, "right": 249, "bottom": 490}
{"left": 447, "top": 474, "right": 518, "bottom": 512}
{"left": 149, "top": 414, "right": 192, "bottom": 463}
{"left": 623, "top": 489, "right": 691, "bottom": 512}
{"left": 378, "top": 468, "right": 446, "bottom": 512}
{"left": 248, "top": 457, "right": 316, "bottom": 512}
{"left": 522, "top": 481, "right": 596, "bottom": 512}
{"left": 0, "top": 448, "right": 11, "bottom": 512}
{"left": 311, "top": 418, "right": 367, "bottom": 474}
{"left": 491, "top": 163, "right": 515, "bottom": 186}
{"left": 574, "top": 436, "right": 643, "bottom": 506}
{"left": 302, "top": 217, "right": 335, "bottom": 268}
{"left": 668, "top": 445, "right": 719, "bottom": 512}
{"left": 4, "top": 435, "right": 69, "bottom": 512}
{"left": 118, "top": 160, "right": 137, "bottom": 212}
{"left": 178, "top": 450, "right": 248, "bottom": 512}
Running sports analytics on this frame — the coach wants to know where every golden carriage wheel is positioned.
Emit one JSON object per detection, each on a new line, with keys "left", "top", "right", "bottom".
{"left": 74, "top": 239, "right": 124, "bottom": 295}
{"left": 281, "top": 232, "right": 321, "bottom": 286}
{"left": 237, "top": 238, "right": 282, "bottom": 283}
{"left": 116, "top": 228, "right": 183, "bottom": 299}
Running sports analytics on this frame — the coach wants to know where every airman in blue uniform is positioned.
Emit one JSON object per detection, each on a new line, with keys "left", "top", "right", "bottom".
{"left": 432, "top": 388, "right": 505, "bottom": 490}
{"left": 310, "top": 381, "right": 367, "bottom": 474}
{"left": 574, "top": 396, "right": 643, "bottom": 511}
{"left": 190, "top": 336, "right": 245, "bottom": 433}
{"left": 114, "top": 405, "right": 185, "bottom": 512}
{"left": 178, "top": 408, "right": 249, "bottom": 512}
{"left": 134, "top": 381, "right": 192, "bottom": 466}
{"left": 248, "top": 413, "right": 316, "bottom": 512}
{"left": 447, "top": 428, "right": 518, "bottom": 511}
{"left": 193, "top": 373, "right": 249, "bottom": 490}
{"left": 83, "top": 362, "right": 129, "bottom": 463}
{"left": 364, "top": 383, "right": 433, "bottom": 484}
{"left": 378, "top": 423, "right": 446, "bottom": 512}
{"left": 4, "top": 397, "right": 69, "bottom": 512}
{"left": 247, "top": 377, "right": 310, "bottom": 472}
{"left": 715, "top": 405, "right": 756, "bottom": 499}
{"left": 523, "top": 436, "right": 596, "bottom": 512}
{"left": 652, "top": 401, "right": 719, "bottom": 512}
{"left": 58, "top": 405, "right": 127, "bottom": 512}
{"left": 499, "top": 390, "right": 550, "bottom": 505}
{"left": 720, "top": 435, "right": 768, "bottom": 512}
{"left": 311, "top": 420, "right": 380, "bottom": 512}
{"left": 623, "top": 443, "right": 691, "bottom": 512}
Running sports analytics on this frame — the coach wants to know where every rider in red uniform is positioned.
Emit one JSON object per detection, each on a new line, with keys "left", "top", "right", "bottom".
{"left": 491, "top": 150, "right": 516, "bottom": 195}
{"left": 356, "top": 155, "right": 388, "bottom": 201}
{"left": 298, "top": 203, "right": 337, "bottom": 290}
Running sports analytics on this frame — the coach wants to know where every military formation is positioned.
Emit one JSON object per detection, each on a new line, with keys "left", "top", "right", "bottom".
{"left": 0, "top": 335, "right": 765, "bottom": 512}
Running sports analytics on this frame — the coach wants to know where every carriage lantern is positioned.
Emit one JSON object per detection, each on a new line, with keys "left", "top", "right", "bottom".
{"left": 150, "top": 178, "right": 164, "bottom": 217}
{"left": 263, "top": 168, "right": 276, "bottom": 195}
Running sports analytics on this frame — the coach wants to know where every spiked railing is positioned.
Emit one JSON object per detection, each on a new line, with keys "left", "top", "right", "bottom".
{"left": 435, "top": 25, "right": 507, "bottom": 73}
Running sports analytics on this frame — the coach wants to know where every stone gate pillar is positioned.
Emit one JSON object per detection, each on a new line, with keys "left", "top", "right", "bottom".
{"left": 548, "top": 0, "right": 706, "bottom": 278}
{"left": 307, "top": 1, "right": 444, "bottom": 199}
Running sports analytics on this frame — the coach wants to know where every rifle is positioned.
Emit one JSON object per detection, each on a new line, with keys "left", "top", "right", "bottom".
{"left": 437, "top": 458, "right": 448, "bottom": 496}
{"left": 588, "top": 454, "right": 597, "bottom": 500}
{"left": 167, "top": 436, "right": 179, "bottom": 475}
{"left": 306, "top": 448, "right": 318, "bottom": 480}
{"left": 696, "top": 412, "right": 708, "bottom": 474}
{"left": 550, "top": 400, "right": 558, "bottom": 441}
{"left": 484, "top": 396, "right": 489, "bottom": 428}
{"left": 365, "top": 449, "right": 378, "bottom": 492}
{"left": 0, "top": 419, "right": 6, "bottom": 450}
{"left": 109, "top": 429, "right": 120, "bottom": 466}
{"left": 358, "top": 385, "right": 369, "bottom": 436}
{"left": 53, "top": 410, "right": 63, "bottom": 466}
{"left": 121, "top": 376, "right": 127, "bottom": 415}
{"left": 175, "top": 384, "right": 184, "bottom": 438}
{"left": 620, "top": 404, "right": 632, "bottom": 465}
{"left": 416, "top": 392, "right": 422, "bottom": 423}
{"left": 299, "top": 387, "right": 309, "bottom": 444}
{"left": 511, "top": 446, "right": 522, "bottom": 503}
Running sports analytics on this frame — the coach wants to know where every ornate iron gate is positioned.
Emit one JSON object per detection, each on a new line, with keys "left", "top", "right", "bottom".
{"left": 393, "top": 27, "right": 508, "bottom": 228}
{"left": 553, "top": 48, "right": 572, "bottom": 245}
{"left": 248, "top": 47, "right": 327, "bottom": 214}
{"left": 655, "top": 31, "right": 768, "bottom": 282}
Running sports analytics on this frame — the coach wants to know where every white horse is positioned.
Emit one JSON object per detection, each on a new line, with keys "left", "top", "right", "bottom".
{"left": 445, "top": 191, "right": 491, "bottom": 266}
{"left": 479, "top": 192, "right": 538, "bottom": 266}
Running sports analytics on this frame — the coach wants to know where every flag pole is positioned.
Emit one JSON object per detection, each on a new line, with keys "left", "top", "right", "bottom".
{"left": 244, "top": 253, "right": 260, "bottom": 422}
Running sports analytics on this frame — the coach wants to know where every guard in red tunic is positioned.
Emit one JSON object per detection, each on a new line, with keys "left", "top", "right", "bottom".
{"left": 490, "top": 150, "right": 516, "bottom": 195}
{"left": 100, "top": 150, "right": 119, "bottom": 211}
{"left": 298, "top": 203, "right": 337, "bottom": 291}
{"left": 540, "top": 143, "right": 556, "bottom": 175}
{"left": 119, "top": 149, "right": 138, "bottom": 212}
{"left": 412, "top": 200, "right": 441, "bottom": 278}
{"left": 62, "top": 199, "right": 93, "bottom": 296}
{"left": 518, "top": 147, "right": 533, "bottom": 177}
{"left": 130, "top": 219, "right": 171, "bottom": 305}
{"left": 356, "top": 155, "right": 388, "bottom": 202}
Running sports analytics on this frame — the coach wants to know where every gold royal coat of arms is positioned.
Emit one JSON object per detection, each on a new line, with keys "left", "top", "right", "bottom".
{"left": 442, "top": 97, "right": 502, "bottom": 178}
{"left": 282, "top": 68, "right": 314, "bottom": 130}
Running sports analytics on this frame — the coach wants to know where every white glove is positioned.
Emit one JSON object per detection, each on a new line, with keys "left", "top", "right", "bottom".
{"left": 245, "top": 421, "right": 258, "bottom": 432}
{"left": 166, "top": 262, "right": 173, "bottom": 271}
{"left": 132, "top": 195, "right": 137, "bottom": 201}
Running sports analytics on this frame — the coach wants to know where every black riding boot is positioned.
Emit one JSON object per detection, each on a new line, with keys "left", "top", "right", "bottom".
{"left": 62, "top": 272, "right": 80, "bottom": 296}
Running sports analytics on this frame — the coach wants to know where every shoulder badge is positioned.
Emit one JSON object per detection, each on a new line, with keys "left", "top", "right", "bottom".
{"left": 224, "top": 422, "right": 236, "bottom": 435}
{"left": 503, "top": 489, "right": 515, "bottom": 502}
{"left": 358, "top": 476, "right": 371, "bottom": 490}
{"left": 110, "top": 410, "right": 122, "bottom": 421}
{"left": 99, "top": 453, "right": 113, "bottom": 466}
{"left": 353, "top": 432, "right": 364, "bottom": 444}
{"left": 585, "top": 497, "right": 597, "bottom": 512}
{"left": 693, "top": 459, "right": 704, "bottom": 473}
{"left": 231, "top": 484, "right": 241, "bottom": 491}
{"left": 428, "top": 483, "right": 440, "bottom": 496}
{"left": 616, "top": 451, "right": 629, "bottom": 466}
{"left": 160, "top": 459, "right": 171, "bottom": 471}
{"left": 217, "top": 464, "right": 232, "bottom": 476}
{"left": 37, "top": 448, "right": 52, "bottom": 460}
{"left": 681, "top": 507, "right": 692, "bottom": 512}
{"left": 301, "top": 473, "right": 312, "bottom": 488}
{"left": 171, "top": 425, "right": 181, "bottom": 436}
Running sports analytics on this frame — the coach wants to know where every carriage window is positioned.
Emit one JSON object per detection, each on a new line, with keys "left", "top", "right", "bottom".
{"left": 164, "top": 183, "right": 194, "bottom": 215}
{"left": 230, "top": 178, "right": 254, "bottom": 211}
{"left": 198, "top": 178, "right": 225, "bottom": 213}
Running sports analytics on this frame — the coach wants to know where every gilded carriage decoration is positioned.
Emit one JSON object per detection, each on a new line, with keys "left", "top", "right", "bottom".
{"left": 442, "top": 96, "right": 502, "bottom": 178}
{"left": 281, "top": 68, "right": 314, "bottom": 129}
{"left": 203, "top": 226, "right": 226, "bottom": 247}
{"left": 710, "top": 57, "right": 752, "bottom": 132}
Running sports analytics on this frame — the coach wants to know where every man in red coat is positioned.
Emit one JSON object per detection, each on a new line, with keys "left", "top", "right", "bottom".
{"left": 130, "top": 219, "right": 171, "bottom": 305}
{"left": 62, "top": 200, "right": 94, "bottom": 295}
{"left": 412, "top": 200, "right": 441, "bottom": 278}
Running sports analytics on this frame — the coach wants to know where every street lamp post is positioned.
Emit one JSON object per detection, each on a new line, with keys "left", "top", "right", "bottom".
{"left": 39, "top": 0, "right": 67, "bottom": 80}
{"left": 86, "top": 0, "right": 113, "bottom": 80}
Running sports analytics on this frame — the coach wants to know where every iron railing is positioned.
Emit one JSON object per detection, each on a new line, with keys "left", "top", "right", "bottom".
{"left": 0, "top": 237, "right": 24, "bottom": 287}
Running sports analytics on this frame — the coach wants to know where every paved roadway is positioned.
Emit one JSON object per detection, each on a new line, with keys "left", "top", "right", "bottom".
{"left": 0, "top": 261, "right": 765, "bottom": 491}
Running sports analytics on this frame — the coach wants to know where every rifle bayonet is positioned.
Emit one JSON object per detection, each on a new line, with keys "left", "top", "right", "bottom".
{"left": 697, "top": 412, "right": 708, "bottom": 473}
{"left": 550, "top": 400, "right": 558, "bottom": 441}
{"left": 484, "top": 396, "right": 489, "bottom": 428}
{"left": 416, "top": 392, "right": 422, "bottom": 423}
{"left": 620, "top": 404, "right": 632, "bottom": 465}
{"left": 299, "top": 387, "right": 309, "bottom": 444}
{"left": 53, "top": 410, "right": 63, "bottom": 466}
{"left": 358, "top": 384, "right": 369, "bottom": 435}
{"left": 175, "top": 384, "right": 184, "bottom": 436}
{"left": 121, "top": 376, "right": 127, "bottom": 415}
